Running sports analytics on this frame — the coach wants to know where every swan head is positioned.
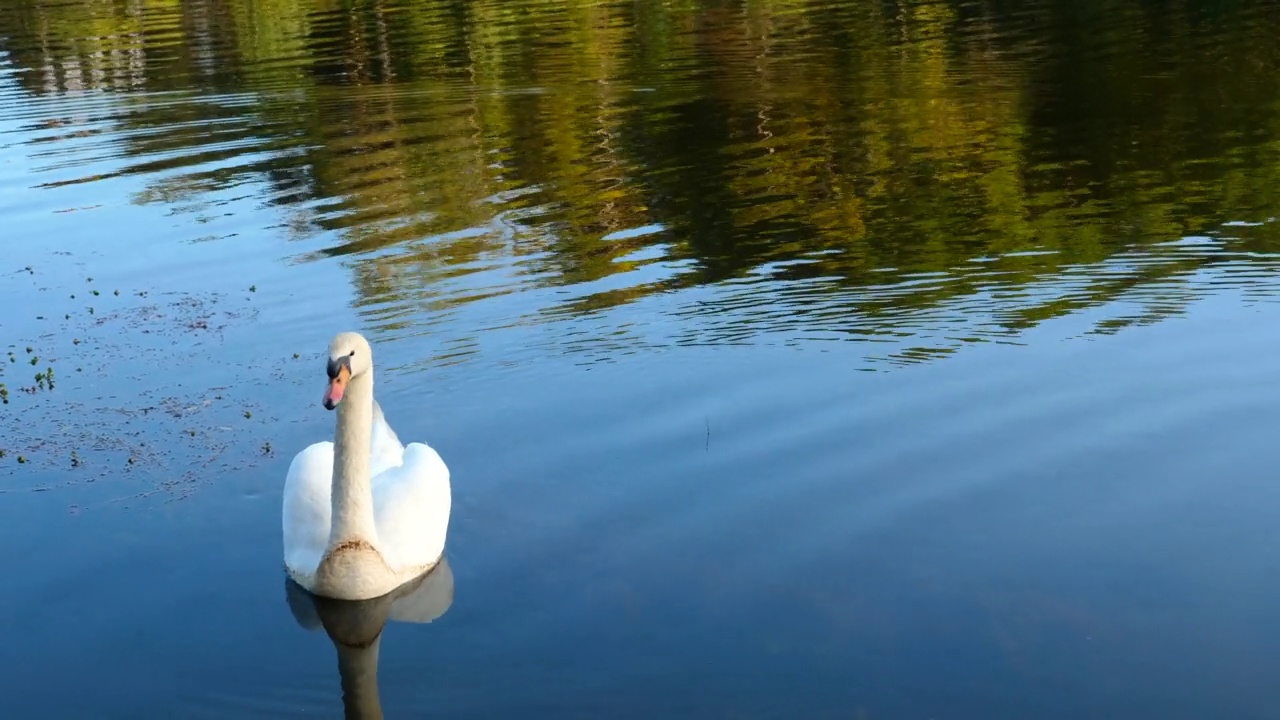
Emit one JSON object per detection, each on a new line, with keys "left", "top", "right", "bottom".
{"left": 322, "top": 332, "right": 373, "bottom": 410}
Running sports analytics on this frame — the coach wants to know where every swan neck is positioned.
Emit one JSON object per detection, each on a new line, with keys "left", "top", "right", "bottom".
{"left": 331, "top": 369, "right": 376, "bottom": 547}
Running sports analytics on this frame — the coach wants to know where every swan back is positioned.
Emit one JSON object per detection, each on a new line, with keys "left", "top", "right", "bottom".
{"left": 370, "top": 399, "right": 404, "bottom": 474}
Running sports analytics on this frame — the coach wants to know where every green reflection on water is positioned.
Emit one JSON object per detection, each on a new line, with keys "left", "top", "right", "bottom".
{"left": 3, "top": 0, "right": 1280, "bottom": 364}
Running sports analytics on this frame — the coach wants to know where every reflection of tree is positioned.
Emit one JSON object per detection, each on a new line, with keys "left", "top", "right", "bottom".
{"left": 3, "top": 0, "right": 1280, "bottom": 364}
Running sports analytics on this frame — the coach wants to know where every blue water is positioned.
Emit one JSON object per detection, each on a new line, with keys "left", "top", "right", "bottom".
{"left": 5, "top": 0, "right": 1280, "bottom": 717}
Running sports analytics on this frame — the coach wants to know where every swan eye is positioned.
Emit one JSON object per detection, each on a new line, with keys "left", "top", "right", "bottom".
{"left": 349, "top": 350, "right": 356, "bottom": 357}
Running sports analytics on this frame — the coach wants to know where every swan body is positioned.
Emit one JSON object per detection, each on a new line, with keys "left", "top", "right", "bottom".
{"left": 283, "top": 332, "right": 451, "bottom": 600}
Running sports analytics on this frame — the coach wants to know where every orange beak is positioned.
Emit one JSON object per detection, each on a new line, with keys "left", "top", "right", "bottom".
{"left": 323, "top": 363, "right": 350, "bottom": 410}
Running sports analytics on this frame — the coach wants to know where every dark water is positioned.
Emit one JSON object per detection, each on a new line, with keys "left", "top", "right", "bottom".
{"left": 4, "top": 0, "right": 1280, "bottom": 717}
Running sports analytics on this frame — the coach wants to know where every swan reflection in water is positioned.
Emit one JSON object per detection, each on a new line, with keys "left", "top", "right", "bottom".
{"left": 284, "top": 556, "right": 454, "bottom": 719}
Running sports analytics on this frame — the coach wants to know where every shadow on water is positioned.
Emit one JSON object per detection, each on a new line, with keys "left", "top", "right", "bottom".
{"left": 284, "top": 557, "right": 455, "bottom": 720}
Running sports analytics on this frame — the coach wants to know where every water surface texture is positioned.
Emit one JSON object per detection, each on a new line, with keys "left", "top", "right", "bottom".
{"left": 4, "top": 0, "right": 1280, "bottom": 717}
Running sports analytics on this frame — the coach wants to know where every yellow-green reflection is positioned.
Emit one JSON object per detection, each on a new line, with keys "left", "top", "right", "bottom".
{"left": 4, "top": 0, "right": 1280, "bottom": 364}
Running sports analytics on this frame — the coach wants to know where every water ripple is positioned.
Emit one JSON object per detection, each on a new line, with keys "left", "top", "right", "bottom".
{"left": 2, "top": 1, "right": 1280, "bottom": 369}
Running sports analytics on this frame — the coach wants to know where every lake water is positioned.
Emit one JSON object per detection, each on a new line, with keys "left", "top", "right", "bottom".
{"left": 3, "top": 0, "right": 1280, "bottom": 717}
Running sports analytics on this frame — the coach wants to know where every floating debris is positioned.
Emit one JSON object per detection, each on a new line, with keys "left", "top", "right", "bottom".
{"left": 5, "top": 288, "right": 271, "bottom": 504}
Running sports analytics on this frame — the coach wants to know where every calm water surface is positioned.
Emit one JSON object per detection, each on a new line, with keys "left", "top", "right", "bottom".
{"left": 4, "top": 0, "right": 1280, "bottom": 717}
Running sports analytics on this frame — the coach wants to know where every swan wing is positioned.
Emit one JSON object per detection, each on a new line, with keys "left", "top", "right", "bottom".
{"left": 283, "top": 441, "right": 334, "bottom": 578}
{"left": 372, "top": 442, "right": 451, "bottom": 572}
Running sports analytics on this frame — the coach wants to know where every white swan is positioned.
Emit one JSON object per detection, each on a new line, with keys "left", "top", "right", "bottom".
{"left": 283, "top": 331, "right": 451, "bottom": 600}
